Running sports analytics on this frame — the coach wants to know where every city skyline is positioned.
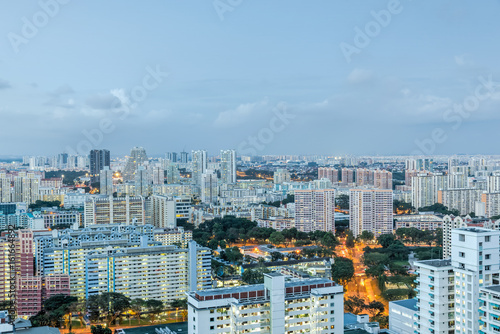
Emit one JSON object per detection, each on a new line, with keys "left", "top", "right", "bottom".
{"left": 1, "top": 1, "right": 500, "bottom": 156}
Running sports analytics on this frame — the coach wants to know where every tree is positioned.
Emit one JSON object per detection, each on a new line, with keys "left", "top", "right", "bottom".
{"left": 344, "top": 296, "right": 366, "bottom": 314}
{"left": 269, "top": 231, "right": 285, "bottom": 245}
{"left": 270, "top": 251, "right": 284, "bottom": 262}
{"left": 320, "top": 232, "right": 338, "bottom": 249}
{"left": 220, "top": 247, "right": 243, "bottom": 263}
{"left": 336, "top": 194, "right": 349, "bottom": 210}
{"left": 242, "top": 268, "right": 270, "bottom": 284}
{"left": 378, "top": 234, "right": 397, "bottom": 248}
{"left": 145, "top": 299, "right": 163, "bottom": 323}
{"left": 30, "top": 294, "right": 78, "bottom": 328}
{"left": 366, "top": 300, "right": 385, "bottom": 317}
{"left": 359, "top": 231, "right": 374, "bottom": 242}
{"left": 170, "top": 299, "right": 188, "bottom": 309}
{"left": 331, "top": 257, "right": 354, "bottom": 284}
{"left": 87, "top": 292, "right": 131, "bottom": 326}
{"left": 346, "top": 231, "right": 355, "bottom": 248}
{"left": 130, "top": 299, "right": 145, "bottom": 323}
{"left": 91, "top": 325, "right": 112, "bottom": 334}
{"left": 208, "top": 239, "right": 219, "bottom": 250}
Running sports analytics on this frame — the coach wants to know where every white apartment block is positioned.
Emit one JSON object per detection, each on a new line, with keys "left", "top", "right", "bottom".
{"left": 274, "top": 168, "right": 291, "bottom": 185}
{"left": 99, "top": 166, "right": 113, "bottom": 196}
{"left": 349, "top": 189, "right": 393, "bottom": 238}
{"left": 481, "top": 192, "right": 500, "bottom": 218}
{"left": 83, "top": 195, "right": 146, "bottom": 226}
{"left": 395, "top": 213, "right": 443, "bottom": 231}
{"left": 220, "top": 150, "right": 237, "bottom": 184}
{"left": 187, "top": 273, "right": 344, "bottom": 334}
{"left": 154, "top": 227, "right": 193, "bottom": 248}
{"left": 374, "top": 169, "right": 393, "bottom": 190}
{"left": 451, "top": 228, "right": 500, "bottom": 334}
{"left": 487, "top": 175, "right": 500, "bottom": 193}
{"left": 438, "top": 188, "right": 483, "bottom": 216}
{"left": 412, "top": 173, "right": 448, "bottom": 209}
{"left": 479, "top": 285, "right": 500, "bottom": 334}
{"left": 414, "top": 259, "right": 455, "bottom": 334}
{"left": 318, "top": 167, "right": 338, "bottom": 184}
{"left": 201, "top": 170, "right": 218, "bottom": 205}
{"left": 149, "top": 194, "right": 176, "bottom": 228}
{"left": 0, "top": 173, "right": 10, "bottom": 203}
{"left": 388, "top": 299, "right": 418, "bottom": 334}
{"left": 295, "top": 189, "right": 335, "bottom": 233}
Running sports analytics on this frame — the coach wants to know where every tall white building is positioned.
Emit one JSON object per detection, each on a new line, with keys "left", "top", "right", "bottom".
{"left": 438, "top": 188, "right": 483, "bottom": 216}
{"left": 0, "top": 173, "right": 10, "bottom": 203}
{"left": 295, "top": 189, "right": 335, "bottom": 232}
{"left": 187, "top": 273, "right": 344, "bottom": 334}
{"left": 349, "top": 189, "right": 393, "bottom": 238}
{"left": 84, "top": 196, "right": 146, "bottom": 226}
{"left": 192, "top": 150, "right": 208, "bottom": 191}
{"left": 318, "top": 167, "right": 338, "bottom": 184}
{"left": 135, "top": 166, "right": 151, "bottom": 197}
{"left": 479, "top": 285, "right": 500, "bottom": 334}
{"left": 99, "top": 166, "right": 113, "bottom": 196}
{"left": 274, "top": 168, "right": 291, "bottom": 185}
{"left": 149, "top": 195, "right": 176, "bottom": 229}
{"left": 374, "top": 169, "right": 393, "bottom": 190}
{"left": 412, "top": 173, "right": 448, "bottom": 209}
{"left": 13, "top": 172, "right": 40, "bottom": 204}
{"left": 451, "top": 228, "right": 500, "bottom": 334}
{"left": 220, "top": 150, "right": 236, "bottom": 184}
{"left": 152, "top": 166, "right": 165, "bottom": 185}
{"left": 414, "top": 259, "right": 454, "bottom": 334}
{"left": 201, "top": 170, "right": 218, "bottom": 205}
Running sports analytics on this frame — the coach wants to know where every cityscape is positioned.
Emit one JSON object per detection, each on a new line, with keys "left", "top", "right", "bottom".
{"left": 1, "top": 2, "right": 500, "bottom": 334}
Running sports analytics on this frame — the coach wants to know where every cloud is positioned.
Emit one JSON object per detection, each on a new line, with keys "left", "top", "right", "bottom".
{"left": 454, "top": 54, "right": 473, "bottom": 66}
{"left": 347, "top": 69, "right": 373, "bottom": 84}
{"left": 214, "top": 99, "right": 269, "bottom": 128}
{"left": 49, "top": 84, "right": 74, "bottom": 97}
{"left": 0, "top": 79, "right": 11, "bottom": 89}
{"left": 85, "top": 92, "right": 122, "bottom": 109}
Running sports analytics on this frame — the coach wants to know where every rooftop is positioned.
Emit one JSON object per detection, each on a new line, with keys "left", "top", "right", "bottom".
{"left": 390, "top": 298, "right": 417, "bottom": 310}
{"left": 481, "top": 285, "right": 500, "bottom": 294}
{"left": 415, "top": 259, "right": 451, "bottom": 268}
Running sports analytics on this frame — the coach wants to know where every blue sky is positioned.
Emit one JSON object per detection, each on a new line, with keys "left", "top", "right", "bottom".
{"left": 1, "top": 0, "right": 500, "bottom": 156}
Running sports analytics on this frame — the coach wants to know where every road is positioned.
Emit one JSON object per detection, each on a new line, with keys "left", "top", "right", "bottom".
{"left": 337, "top": 240, "right": 388, "bottom": 315}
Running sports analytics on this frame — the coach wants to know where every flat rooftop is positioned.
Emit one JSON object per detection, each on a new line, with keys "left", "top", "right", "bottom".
{"left": 390, "top": 298, "right": 417, "bottom": 310}
{"left": 482, "top": 285, "right": 500, "bottom": 293}
{"left": 415, "top": 259, "right": 451, "bottom": 267}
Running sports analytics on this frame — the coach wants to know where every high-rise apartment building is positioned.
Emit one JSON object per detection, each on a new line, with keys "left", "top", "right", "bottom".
{"left": 187, "top": 273, "right": 344, "bottom": 334}
{"left": 149, "top": 195, "right": 176, "bottom": 228}
{"left": 89, "top": 149, "right": 110, "bottom": 183}
{"left": 40, "top": 226, "right": 211, "bottom": 304}
{"left": 99, "top": 166, "right": 113, "bottom": 196}
{"left": 481, "top": 192, "right": 500, "bottom": 218}
{"left": 166, "top": 163, "right": 181, "bottom": 184}
{"left": 152, "top": 166, "right": 164, "bottom": 185}
{"left": 437, "top": 188, "right": 483, "bottom": 216}
{"left": 318, "top": 167, "right": 339, "bottom": 184}
{"left": 135, "top": 166, "right": 151, "bottom": 197}
{"left": 83, "top": 196, "right": 146, "bottom": 226}
{"left": 122, "top": 147, "right": 148, "bottom": 181}
{"left": 220, "top": 150, "right": 236, "bottom": 184}
{"left": 374, "top": 169, "right": 393, "bottom": 189}
{"left": 356, "top": 168, "right": 373, "bottom": 186}
{"left": 0, "top": 173, "right": 10, "bottom": 203}
{"left": 192, "top": 150, "right": 207, "bottom": 192}
{"left": 274, "top": 168, "right": 291, "bottom": 184}
{"left": 341, "top": 168, "right": 354, "bottom": 185}
{"left": 180, "top": 151, "right": 189, "bottom": 164}
{"left": 414, "top": 259, "right": 455, "bottom": 334}
{"left": 295, "top": 189, "right": 335, "bottom": 232}
{"left": 479, "top": 286, "right": 500, "bottom": 334}
{"left": 13, "top": 172, "right": 40, "bottom": 204}
{"left": 201, "top": 170, "right": 218, "bottom": 204}
{"left": 349, "top": 189, "right": 393, "bottom": 238}
{"left": 451, "top": 228, "right": 500, "bottom": 334}
{"left": 166, "top": 152, "right": 178, "bottom": 163}
{"left": 412, "top": 173, "right": 448, "bottom": 209}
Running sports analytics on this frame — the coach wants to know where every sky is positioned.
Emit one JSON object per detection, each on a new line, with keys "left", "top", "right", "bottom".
{"left": 1, "top": 0, "right": 500, "bottom": 157}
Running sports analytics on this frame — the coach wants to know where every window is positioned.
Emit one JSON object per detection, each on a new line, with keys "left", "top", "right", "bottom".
{"left": 459, "top": 234, "right": 465, "bottom": 242}
{"left": 486, "top": 254, "right": 491, "bottom": 260}
{"left": 210, "top": 326, "right": 214, "bottom": 330}
{"left": 486, "top": 236, "right": 491, "bottom": 242}
{"left": 210, "top": 318, "right": 214, "bottom": 322}
{"left": 459, "top": 252, "right": 465, "bottom": 258}
{"left": 486, "top": 266, "right": 491, "bottom": 271}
